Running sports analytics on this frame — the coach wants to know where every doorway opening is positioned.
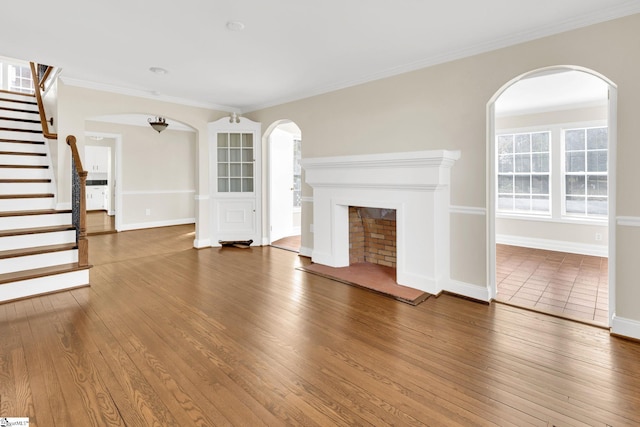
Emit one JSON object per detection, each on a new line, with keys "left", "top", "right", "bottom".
{"left": 267, "top": 121, "right": 302, "bottom": 252}
{"left": 488, "top": 66, "right": 616, "bottom": 327}
{"left": 84, "top": 132, "right": 120, "bottom": 235}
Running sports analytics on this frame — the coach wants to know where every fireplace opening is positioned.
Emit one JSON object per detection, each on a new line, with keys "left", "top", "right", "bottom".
{"left": 349, "top": 206, "right": 397, "bottom": 270}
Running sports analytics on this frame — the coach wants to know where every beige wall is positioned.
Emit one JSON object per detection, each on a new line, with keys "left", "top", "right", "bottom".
{"left": 246, "top": 14, "right": 640, "bottom": 325}
{"left": 55, "top": 82, "right": 229, "bottom": 244}
{"left": 85, "top": 121, "right": 196, "bottom": 229}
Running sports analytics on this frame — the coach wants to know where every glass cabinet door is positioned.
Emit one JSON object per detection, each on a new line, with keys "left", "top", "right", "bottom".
{"left": 217, "top": 132, "right": 254, "bottom": 192}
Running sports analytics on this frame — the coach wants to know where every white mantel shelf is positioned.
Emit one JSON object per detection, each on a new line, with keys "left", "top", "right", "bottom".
{"left": 302, "top": 150, "right": 461, "bottom": 295}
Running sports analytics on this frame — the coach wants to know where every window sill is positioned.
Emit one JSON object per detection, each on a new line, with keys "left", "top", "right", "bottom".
{"left": 496, "top": 213, "right": 608, "bottom": 226}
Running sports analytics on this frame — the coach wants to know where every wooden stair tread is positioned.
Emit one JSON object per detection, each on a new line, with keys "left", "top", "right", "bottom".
{"left": 0, "top": 243, "right": 78, "bottom": 260}
{"left": 0, "top": 178, "right": 51, "bottom": 183}
{"left": 0, "top": 98, "right": 37, "bottom": 106}
{"left": 0, "top": 193, "right": 54, "bottom": 199}
{"left": 0, "top": 263, "right": 90, "bottom": 286}
{"left": 0, "top": 151, "right": 46, "bottom": 156}
{"left": 0, "top": 209, "right": 71, "bottom": 218}
{"left": 0, "top": 127, "right": 42, "bottom": 134}
{"left": 0, "top": 138, "right": 44, "bottom": 144}
{"left": 0, "top": 116, "right": 40, "bottom": 124}
{"left": 0, "top": 164, "right": 48, "bottom": 169}
{"left": 0, "top": 224, "right": 75, "bottom": 238}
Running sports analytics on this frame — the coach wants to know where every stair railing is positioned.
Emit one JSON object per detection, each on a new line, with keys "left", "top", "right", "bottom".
{"left": 66, "top": 135, "right": 89, "bottom": 267}
{"left": 29, "top": 62, "right": 57, "bottom": 140}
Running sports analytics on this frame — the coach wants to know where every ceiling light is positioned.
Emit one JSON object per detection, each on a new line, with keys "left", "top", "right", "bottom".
{"left": 226, "top": 21, "right": 245, "bottom": 31}
{"left": 148, "top": 116, "right": 168, "bottom": 133}
{"left": 149, "top": 66, "right": 168, "bottom": 75}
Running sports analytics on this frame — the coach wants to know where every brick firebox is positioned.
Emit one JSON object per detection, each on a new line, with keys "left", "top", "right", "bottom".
{"left": 349, "top": 206, "right": 397, "bottom": 268}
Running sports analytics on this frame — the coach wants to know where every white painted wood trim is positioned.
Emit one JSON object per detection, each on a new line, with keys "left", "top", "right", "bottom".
{"left": 122, "top": 189, "right": 196, "bottom": 195}
{"left": 301, "top": 196, "right": 313, "bottom": 203}
{"left": 496, "top": 234, "right": 608, "bottom": 257}
{"left": 118, "top": 217, "right": 195, "bottom": 231}
{"left": 616, "top": 216, "right": 640, "bottom": 227}
{"left": 450, "top": 205, "right": 486, "bottom": 215}
{"left": 445, "top": 279, "right": 490, "bottom": 302}
{"left": 299, "top": 246, "right": 313, "bottom": 258}
{"left": 611, "top": 315, "right": 640, "bottom": 341}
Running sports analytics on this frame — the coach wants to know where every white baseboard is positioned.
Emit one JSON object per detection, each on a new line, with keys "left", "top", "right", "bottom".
{"left": 445, "top": 279, "right": 490, "bottom": 302}
{"left": 611, "top": 315, "right": 640, "bottom": 340}
{"left": 193, "top": 238, "right": 212, "bottom": 248}
{"left": 118, "top": 217, "right": 195, "bottom": 232}
{"left": 299, "top": 246, "right": 313, "bottom": 257}
{"left": 496, "top": 234, "right": 608, "bottom": 257}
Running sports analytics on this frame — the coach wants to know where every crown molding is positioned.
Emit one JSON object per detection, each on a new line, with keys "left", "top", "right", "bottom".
{"left": 242, "top": 3, "right": 640, "bottom": 113}
{"left": 60, "top": 76, "right": 239, "bottom": 113}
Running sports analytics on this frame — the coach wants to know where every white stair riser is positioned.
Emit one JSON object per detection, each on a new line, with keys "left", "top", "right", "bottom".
{"left": 0, "top": 100, "right": 38, "bottom": 112}
{"left": 0, "top": 130, "right": 43, "bottom": 142}
{"left": 0, "top": 230, "right": 75, "bottom": 251}
{"left": 0, "top": 92, "right": 36, "bottom": 103}
{"left": 0, "top": 109, "right": 40, "bottom": 121}
{"left": 0, "top": 269, "right": 89, "bottom": 303}
{"left": 2, "top": 182, "right": 52, "bottom": 194}
{"left": 0, "top": 141, "right": 46, "bottom": 153}
{"left": 0, "top": 167, "right": 50, "bottom": 180}
{"left": 0, "top": 213, "right": 72, "bottom": 230}
{"left": 0, "top": 197, "right": 56, "bottom": 212}
{"left": 0, "top": 154, "right": 48, "bottom": 166}
{"left": 0, "top": 119, "right": 41, "bottom": 132}
{"left": 0, "top": 249, "right": 78, "bottom": 274}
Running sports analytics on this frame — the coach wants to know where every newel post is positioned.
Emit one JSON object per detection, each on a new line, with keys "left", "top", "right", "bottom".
{"left": 66, "top": 135, "right": 89, "bottom": 267}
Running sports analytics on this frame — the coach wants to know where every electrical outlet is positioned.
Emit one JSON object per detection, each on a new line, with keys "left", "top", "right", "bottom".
{"left": 146, "top": 208, "right": 151, "bottom": 216}
{"left": 595, "top": 232, "right": 602, "bottom": 241}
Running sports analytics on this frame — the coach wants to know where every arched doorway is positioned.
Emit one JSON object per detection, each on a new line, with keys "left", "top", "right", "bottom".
{"left": 266, "top": 120, "right": 302, "bottom": 252}
{"left": 487, "top": 66, "right": 617, "bottom": 327}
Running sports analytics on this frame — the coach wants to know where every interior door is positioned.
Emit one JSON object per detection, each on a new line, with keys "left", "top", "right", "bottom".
{"left": 209, "top": 117, "right": 262, "bottom": 245}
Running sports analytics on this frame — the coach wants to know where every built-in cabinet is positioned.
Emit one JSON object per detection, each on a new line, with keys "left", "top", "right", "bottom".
{"left": 86, "top": 185, "right": 108, "bottom": 211}
{"left": 85, "top": 146, "right": 109, "bottom": 173}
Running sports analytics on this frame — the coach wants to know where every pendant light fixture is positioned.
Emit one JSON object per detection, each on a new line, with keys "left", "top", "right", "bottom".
{"left": 148, "top": 116, "right": 168, "bottom": 133}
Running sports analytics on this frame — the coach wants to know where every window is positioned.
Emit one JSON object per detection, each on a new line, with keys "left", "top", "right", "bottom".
{"left": 8, "top": 64, "right": 33, "bottom": 93}
{"left": 497, "top": 131, "right": 551, "bottom": 214}
{"left": 564, "top": 127, "right": 608, "bottom": 217}
{"left": 217, "top": 132, "right": 254, "bottom": 192}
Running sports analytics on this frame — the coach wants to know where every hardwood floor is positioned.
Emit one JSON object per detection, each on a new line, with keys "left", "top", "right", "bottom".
{"left": 1, "top": 225, "right": 639, "bottom": 426}
{"left": 86, "top": 210, "right": 116, "bottom": 235}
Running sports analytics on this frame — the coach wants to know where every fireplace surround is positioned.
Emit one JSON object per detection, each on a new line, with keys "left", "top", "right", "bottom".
{"left": 302, "top": 150, "right": 460, "bottom": 294}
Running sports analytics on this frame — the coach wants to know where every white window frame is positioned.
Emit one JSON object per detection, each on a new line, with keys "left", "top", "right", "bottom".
{"left": 496, "top": 120, "right": 607, "bottom": 225}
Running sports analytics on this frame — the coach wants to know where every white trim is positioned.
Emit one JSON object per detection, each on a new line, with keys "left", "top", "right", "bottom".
{"left": 450, "top": 205, "right": 486, "bottom": 216}
{"left": 301, "top": 196, "right": 313, "bottom": 203}
{"left": 195, "top": 194, "right": 210, "bottom": 201}
{"left": 299, "top": 246, "right": 313, "bottom": 257}
{"left": 611, "top": 315, "right": 640, "bottom": 341}
{"left": 118, "top": 217, "right": 195, "bottom": 231}
{"left": 56, "top": 202, "right": 72, "bottom": 211}
{"left": 496, "top": 234, "right": 608, "bottom": 257}
{"left": 61, "top": 77, "right": 237, "bottom": 113}
{"left": 617, "top": 216, "right": 640, "bottom": 227}
{"left": 122, "top": 189, "right": 196, "bottom": 196}
{"left": 193, "top": 238, "right": 212, "bottom": 248}
{"left": 242, "top": 3, "right": 640, "bottom": 113}
{"left": 445, "top": 279, "right": 490, "bottom": 302}
{"left": 496, "top": 212, "right": 607, "bottom": 226}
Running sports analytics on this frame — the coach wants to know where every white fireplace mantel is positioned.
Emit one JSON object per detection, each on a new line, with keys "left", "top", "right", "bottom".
{"left": 302, "top": 150, "right": 460, "bottom": 295}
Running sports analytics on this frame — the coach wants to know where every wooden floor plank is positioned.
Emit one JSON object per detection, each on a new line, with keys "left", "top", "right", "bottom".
{"left": 1, "top": 224, "right": 639, "bottom": 425}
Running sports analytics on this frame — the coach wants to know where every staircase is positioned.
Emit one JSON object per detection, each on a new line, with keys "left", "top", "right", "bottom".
{"left": 0, "top": 90, "right": 89, "bottom": 303}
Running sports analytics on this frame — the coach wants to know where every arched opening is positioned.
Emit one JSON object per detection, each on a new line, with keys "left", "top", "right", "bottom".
{"left": 85, "top": 114, "right": 198, "bottom": 234}
{"left": 265, "top": 120, "right": 302, "bottom": 252}
{"left": 488, "top": 66, "right": 617, "bottom": 327}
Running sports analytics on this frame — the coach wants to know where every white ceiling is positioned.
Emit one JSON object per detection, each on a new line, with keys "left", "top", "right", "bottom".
{"left": 1, "top": 1, "right": 638, "bottom": 113}
{"left": 495, "top": 70, "right": 609, "bottom": 116}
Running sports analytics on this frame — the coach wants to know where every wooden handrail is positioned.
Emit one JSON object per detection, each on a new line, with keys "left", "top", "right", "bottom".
{"left": 67, "top": 135, "right": 89, "bottom": 267}
{"left": 29, "top": 61, "right": 57, "bottom": 140}
{"left": 39, "top": 66, "right": 53, "bottom": 91}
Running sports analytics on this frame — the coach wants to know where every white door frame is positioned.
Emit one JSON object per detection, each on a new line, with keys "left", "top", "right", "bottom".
{"left": 486, "top": 65, "right": 617, "bottom": 326}
{"left": 84, "top": 131, "right": 122, "bottom": 231}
